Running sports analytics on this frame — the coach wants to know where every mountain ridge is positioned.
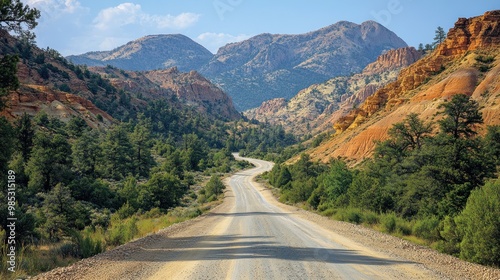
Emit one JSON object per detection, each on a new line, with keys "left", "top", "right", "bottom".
{"left": 244, "top": 47, "right": 422, "bottom": 136}
{"left": 66, "top": 20, "right": 408, "bottom": 111}
{"left": 1, "top": 30, "right": 239, "bottom": 125}
{"left": 305, "top": 10, "right": 500, "bottom": 164}
{"left": 67, "top": 34, "right": 213, "bottom": 72}
{"left": 200, "top": 20, "right": 407, "bottom": 110}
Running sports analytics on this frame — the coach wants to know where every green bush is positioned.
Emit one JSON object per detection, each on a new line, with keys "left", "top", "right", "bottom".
{"left": 381, "top": 213, "right": 397, "bottom": 233}
{"left": 117, "top": 202, "right": 136, "bottom": 219}
{"left": 106, "top": 217, "right": 138, "bottom": 246}
{"left": 436, "top": 216, "right": 461, "bottom": 256}
{"left": 69, "top": 230, "right": 105, "bottom": 258}
{"left": 319, "top": 208, "right": 336, "bottom": 217}
{"left": 334, "top": 208, "right": 363, "bottom": 224}
{"left": 455, "top": 179, "right": 500, "bottom": 266}
{"left": 396, "top": 219, "right": 412, "bottom": 236}
{"left": 363, "top": 211, "right": 379, "bottom": 225}
{"left": 58, "top": 243, "right": 79, "bottom": 258}
{"left": 413, "top": 216, "right": 441, "bottom": 241}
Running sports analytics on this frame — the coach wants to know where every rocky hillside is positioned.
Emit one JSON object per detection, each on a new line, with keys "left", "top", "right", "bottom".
{"left": 91, "top": 66, "right": 240, "bottom": 120}
{"left": 0, "top": 31, "right": 239, "bottom": 125}
{"left": 200, "top": 20, "right": 407, "bottom": 110}
{"left": 306, "top": 10, "right": 500, "bottom": 164}
{"left": 245, "top": 47, "right": 421, "bottom": 136}
{"left": 67, "top": 34, "right": 213, "bottom": 72}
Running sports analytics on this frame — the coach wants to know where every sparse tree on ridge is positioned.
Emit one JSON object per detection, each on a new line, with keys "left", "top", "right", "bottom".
{"left": 433, "top": 26, "right": 446, "bottom": 48}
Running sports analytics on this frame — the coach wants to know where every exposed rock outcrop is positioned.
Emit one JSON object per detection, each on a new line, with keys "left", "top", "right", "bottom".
{"left": 307, "top": 11, "right": 500, "bottom": 164}
{"left": 245, "top": 47, "right": 421, "bottom": 135}
{"left": 200, "top": 20, "right": 407, "bottom": 110}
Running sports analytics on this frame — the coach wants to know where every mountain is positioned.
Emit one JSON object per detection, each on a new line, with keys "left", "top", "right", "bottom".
{"left": 90, "top": 66, "right": 240, "bottom": 120}
{"left": 244, "top": 47, "right": 421, "bottom": 135}
{"left": 305, "top": 10, "right": 500, "bottom": 164}
{"left": 67, "top": 34, "right": 213, "bottom": 72}
{"left": 200, "top": 20, "right": 408, "bottom": 110}
{"left": 0, "top": 30, "right": 239, "bottom": 125}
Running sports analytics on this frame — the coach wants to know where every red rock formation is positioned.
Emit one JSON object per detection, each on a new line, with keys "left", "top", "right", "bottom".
{"left": 2, "top": 86, "right": 113, "bottom": 128}
{"left": 363, "top": 47, "right": 422, "bottom": 75}
{"left": 309, "top": 11, "right": 500, "bottom": 164}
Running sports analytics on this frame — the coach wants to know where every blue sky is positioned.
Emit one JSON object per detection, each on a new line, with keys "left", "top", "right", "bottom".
{"left": 25, "top": 0, "right": 499, "bottom": 56}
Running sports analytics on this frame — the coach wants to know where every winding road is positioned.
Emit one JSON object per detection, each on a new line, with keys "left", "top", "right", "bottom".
{"left": 35, "top": 155, "right": 454, "bottom": 279}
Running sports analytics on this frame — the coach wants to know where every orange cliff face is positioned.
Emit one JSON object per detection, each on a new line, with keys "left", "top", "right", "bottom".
{"left": 308, "top": 10, "right": 500, "bottom": 165}
{"left": 2, "top": 85, "right": 114, "bottom": 128}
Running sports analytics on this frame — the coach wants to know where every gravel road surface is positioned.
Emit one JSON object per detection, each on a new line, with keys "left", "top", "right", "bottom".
{"left": 34, "top": 156, "right": 500, "bottom": 280}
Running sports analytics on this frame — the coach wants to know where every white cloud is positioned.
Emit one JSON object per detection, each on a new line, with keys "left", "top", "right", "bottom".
{"left": 93, "top": 3, "right": 141, "bottom": 30}
{"left": 93, "top": 3, "right": 200, "bottom": 31}
{"left": 197, "top": 32, "right": 251, "bottom": 53}
{"left": 26, "top": 0, "right": 83, "bottom": 17}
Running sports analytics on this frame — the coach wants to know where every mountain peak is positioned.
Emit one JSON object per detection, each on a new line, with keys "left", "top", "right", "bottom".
{"left": 201, "top": 20, "right": 407, "bottom": 110}
{"left": 308, "top": 10, "right": 500, "bottom": 164}
{"left": 67, "top": 34, "right": 213, "bottom": 72}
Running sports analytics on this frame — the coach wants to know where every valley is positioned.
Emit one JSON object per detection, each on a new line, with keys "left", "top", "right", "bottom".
{"left": 34, "top": 156, "right": 500, "bottom": 280}
{"left": 1, "top": 1, "right": 500, "bottom": 279}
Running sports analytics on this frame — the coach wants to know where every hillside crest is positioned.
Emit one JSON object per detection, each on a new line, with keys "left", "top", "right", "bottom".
{"left": 307, "top": 10, "right": 500, "bottom": 164}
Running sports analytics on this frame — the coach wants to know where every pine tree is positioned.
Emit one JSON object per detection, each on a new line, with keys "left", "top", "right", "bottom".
{"left": 72, "top": 130, "right": 102, "bottom": 178}
{"left": 101, "top": 125, "right": 133, "bottom": 179}
{"left": 433, "top": 26, "right": 446, "bottom": 48}
{"left": 16, "top": 112, "right": 34, "bottom": 162}
{"left": 0, "top": 0, "right": 40, "bottom": 35}
{"left": 0, "top": 0, "right": 40, "bottom": 106}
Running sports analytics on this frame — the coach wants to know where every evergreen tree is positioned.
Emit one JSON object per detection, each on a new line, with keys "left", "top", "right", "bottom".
{"left": 438, "top": 94, "right": 482, "bottom": 140}
{"left": 0, "top": 0, "right": 40, "bottom": 106}
{"left": 40, "top": 183, "right": 76, "bottom": 240}
{"left": 16, "top": 112, "right": 34, "bottom": 162}
{"left": 320, "top": 159, "right": 353, "bottom": 206}
{"left": 0, "top": 117, "right": 14, "bottom": 177}
{"left": 72, "top": 130, "right": 102, "bottom": 178}
{"left": 130, "top": 120, "right": 154, "bottom": 177}
{"left": 205, "top": 175, "right": 225, "bottom": 198}
{"left": 66, "top": 116, "right": 87, "bottom": 138}
{"left": 26, "top": 131, "right": 73, "bottom": 192}
{"left": 433, "top": 26, "right": 446, "bottom": 48}
{"left": 101, "top": 125, "right": 133, "bottom": 179}
{"left": 144, "top": 172, "right": 184, "bottom": 210}
{"left": 0, "top": 0, "right": 40, "bottom": 35}
{"left": 0, "top": 54, "right": 19, "bottom": 108}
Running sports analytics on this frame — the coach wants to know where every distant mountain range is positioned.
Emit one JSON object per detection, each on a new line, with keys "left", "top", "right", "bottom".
{"left": 67, "top": 34, "right": 213, "bottom": 73}
{"left": 244, "top": 47, "right": 422, "bottom": 135}
{"left": 0, "top": 30, "right": 239, "bottom": 127}
{"left": 67, "top": 21, "right": 408, "bottom": 111}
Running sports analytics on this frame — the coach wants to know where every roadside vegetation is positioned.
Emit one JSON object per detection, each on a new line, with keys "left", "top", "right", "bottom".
{"left": 0, "top": 2, "right": 296, "bottom": 278}
{"left": 265, "top": 94, "right": 500, "bottom": 268}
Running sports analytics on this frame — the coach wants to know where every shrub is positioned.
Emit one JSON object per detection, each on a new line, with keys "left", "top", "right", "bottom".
{"left": 396, "top": 219, "right": 412, "bottom": 236}
{"left": 334, "top": 208, "right": 363, "bottom": 224}
{"left": 363, "top": 211, "right": 379, "bottom": 225}
{"left": 381, "top": 213, "right": 397, "bottom": 233}
{"left": 436, "top": 216, "right": 461, "bottom": 256}
{"left": 58, "top": 243, "right": 79, "bottom": 258}
{"left": 455, "top": 179, "right": 500, "bottom": 266}
{"left": 117, "top": 202, "right": 135, "bottom": 219}
{"left": 413, "top": 216, "right": 441, "bottom": 241}
{"left": 106, "top": 217, "right": 138, "bottom": 246}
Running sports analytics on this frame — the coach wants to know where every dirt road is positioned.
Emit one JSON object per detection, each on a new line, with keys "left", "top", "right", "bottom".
{"left": 35, "top": 156, "right": 500, "bottom": 280}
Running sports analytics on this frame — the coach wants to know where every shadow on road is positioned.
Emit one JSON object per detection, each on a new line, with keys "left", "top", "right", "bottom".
{"left": 101, "top": 234, "right": 413, "bottom": 266}
{"left": 207, "top": 212, "right": 292, "bottom": 217}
